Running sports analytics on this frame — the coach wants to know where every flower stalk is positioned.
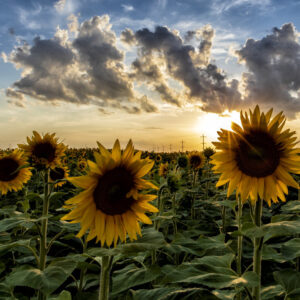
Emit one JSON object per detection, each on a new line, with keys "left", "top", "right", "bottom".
{"left": 38, "top": 169, "right": 50, "bottom": 300}
{"left": 252, "top": 197, "right": 263, "bottom": 300}
{"left": 98, "top": 256, "right": 113, "bottom": 300}
{"left": 236, "top": 195, "right": 243, "bottom": 300}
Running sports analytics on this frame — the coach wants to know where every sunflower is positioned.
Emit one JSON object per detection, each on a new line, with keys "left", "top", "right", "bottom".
{"left": 61, "top": 139, "right": 158, "bottom": 247}
{"left": 177, "top": 155, "right": 188, "bottom": 168}
{"left": 49, "top": 165, "right": 69, "bottom": 187}
{"left": 203, "top": 147, "right": 215, "bottom": 160}
{"left": 0, "top": 150, "right": 32, "bottom": 194}
{"left": 18, "top": 131, "right": 66, "bottom": 169}
{"left": 156, "top": 154, "right": 162, "bottom": 162}
{"left": 62, "top": 156, "right": 69, "bottom": 165}
{"left": 77, "top": 160, "right": 87, "bottom": 171}
{"left": 211, "top": 105, "right": 300, "bottom": 205}
{"left": 188, "top": 151, "right": 205, "bottom": 170}
{"left": 159, "top": 162, "right": 169, "bottom": 178}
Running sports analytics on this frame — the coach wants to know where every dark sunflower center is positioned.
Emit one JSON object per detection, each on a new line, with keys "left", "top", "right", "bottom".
{"left": 93, "top": 166, "right": 135, "bottom": 215}
{"left": 0, "top": 158, "right": 19, "bottom": 182}
{"left": 190, "top": 155, "right": 202, "bottom": 167}
{"left": 32, "top": 142, "right": 56, "bottom": 162}
{"left": 235, "top": 130, "right": 281, "bottom": 177}
{"left": 50, "top": 167, "right": 65, "bottom": 181}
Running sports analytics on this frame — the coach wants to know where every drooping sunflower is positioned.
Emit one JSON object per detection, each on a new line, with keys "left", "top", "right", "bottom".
{"left": 211, "top": 105, "right": 300, "bottom": 205}
{"left": 49, "top": 166, "right": 69, "bottom": 187}
{"left": 177, "top": 155, "right": 188, "bottom": 168}
{"left": 0, "top": 150, "right": 32, "bottom": 194}
{"left": 188, "top": 151, "right": 205, "bottom": 170}
{"left": 159, "top": 162, "right": 169, "bottom": 178}
{"left": 61, "top": 139, "right": 158, "bottom": 247}
{"left": 18, "top": 131, "right": 66, "bottom": 169}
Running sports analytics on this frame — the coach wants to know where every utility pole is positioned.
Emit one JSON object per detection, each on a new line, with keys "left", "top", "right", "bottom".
{"left": 169, "top": 144, "right": 172, "bottom": 153}
{"left": 201, "top": 134, "right": 206, "bottom": 150}
{"left": 162, "top": 145, "right": 165, "bottom": 152}
{"left": 181, "top": 140, "right": 184, "bottom": 152}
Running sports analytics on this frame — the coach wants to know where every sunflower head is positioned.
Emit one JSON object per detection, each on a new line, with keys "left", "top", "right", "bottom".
{"left": 159, "top": 162, "right": 169, "bottom": 178}
{"left": 212, "top": 105, "right": 300, "bottom": 205}
{"left": 62, "top": 139, "right": 158, "bottom": 247}
{"left": 77, "top": 160, "right": 87, "bottom": 171}
{"left": 156, "top": 154, "right": 162, "bottom": 162}
{"left": 62, "top": 156, "right": 69, "bottom": 165}
{"left": 188, "top": 151, "right": 205, "bottom": 170}
{"left": 49, "top": 166, "right": 69, "bottom": 187}
{"left": 177, "top": 155, "right": 188, "bottom": 168}
{"left": 167, "top": 172, "right": 181, "bottom": 193}
{"left": 18, "top": 131, "right": 66, "bottom": 170}
{"left": 0, "top": 150, "right": 32, "bottom": 194}
{"left": 203, "top": 147, "right": 215, "bottom": 160}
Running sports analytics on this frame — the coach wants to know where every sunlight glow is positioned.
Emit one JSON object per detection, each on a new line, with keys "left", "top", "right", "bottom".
{"left": 194, "top": 110, "right": 241, "bottom": 140}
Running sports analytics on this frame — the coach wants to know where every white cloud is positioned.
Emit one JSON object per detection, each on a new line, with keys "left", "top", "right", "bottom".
{"left": 121, "top": 4, "right": 134, "bottom": 12}
{"left": 54, "top": 0, "right": 66, "bottom": 13}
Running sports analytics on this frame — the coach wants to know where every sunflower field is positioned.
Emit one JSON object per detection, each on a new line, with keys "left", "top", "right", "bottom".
{"left": 0, "top": 106, "right": 300, "bottom": 300}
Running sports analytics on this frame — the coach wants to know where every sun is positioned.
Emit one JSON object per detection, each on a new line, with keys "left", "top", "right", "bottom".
{"left": 194, "top": 110, "right": 241, "bottom": 140}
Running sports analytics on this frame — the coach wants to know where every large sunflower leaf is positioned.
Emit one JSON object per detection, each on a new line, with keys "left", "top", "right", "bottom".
{"left": 131, "top": 287, "right": 214, "bottom": 300}
{"left": 261, "top": 285, "right": 285, "bottom": 299}
{"left": 49, "top": 290, "right": 72, "bottom": 300}
{"left": 87, "top": 227, "right": 165, "bottom": 257}
{"left": 5, "top": 256, "right": 85, "bottom": 295}
{"left": 281, "top": 238, "right": 300, "bottom": 260}
{"left": 111, "top": 264, "right": 161, "bottom": 295}
{"left": 0, "top": 239, "right": 32, "bottom": 257}
{"left": 161, "top": 254, "right": 259, "bottom": 289}
{"left": 164, "top": 233, "right": 232, "bottom": 256}
{"left": 273, "top": 269, "right": 300, "bottom": 298}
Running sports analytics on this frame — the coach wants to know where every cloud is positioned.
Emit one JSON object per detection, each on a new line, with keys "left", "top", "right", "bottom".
{"left": 6, "top": 87, "right": 25, "bottom": 101}
{"left": 133, "top": 25, "right": 241, "bottom": 113}
{"left": 6, "top": 13, "right": 300, "bottom": 118}
{"left": 121, "top": 4, "right": 134, "bottom": 12}
{"left": 139, "top": 95, "right": 159, "bottom": 112}
{"left": 236, "top": 23, "right": 300, "bottom": 118}
{"left": 54, "top": 0, "right": 66, "bottom": 13}
{"left": 120, "top": 28, "right": 136, "bottom": 45}
{"left": 5, "top": 15, "right": 157, "bottom": 114}
{"left": 211, "top": 0, "right": 271, "bottom": 14}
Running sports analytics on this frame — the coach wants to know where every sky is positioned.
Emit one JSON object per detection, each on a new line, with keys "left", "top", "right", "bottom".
{"left": 1, "top": 0, "right": 300, "bottom": 151}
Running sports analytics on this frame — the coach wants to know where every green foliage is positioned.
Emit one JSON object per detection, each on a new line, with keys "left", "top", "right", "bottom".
{"left": 0, "top": 151, "right": 300, "bottom": 299}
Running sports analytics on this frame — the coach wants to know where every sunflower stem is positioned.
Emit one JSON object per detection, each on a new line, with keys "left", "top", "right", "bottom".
{"left": 38, "top": 169, "right": 50, "bottom": 300}
{"left": 79, "top": 237, "right": 88, "bottom": 292}
{"left": 221, "top": 205, "right": 226, "bottom": 234}
{"left": 191, "top": 170, "right": 196, "bottom": 219}
{"left": 172, "top": 193, "right": 177, "bottom": 235}
{"left": 297, "top": 188, "right": 300, "bottom": 272}
{"left": 236, "top": 195, "right": 243, "bottom": 300}
{"left": 252, "top": 197, "right": 263, "bottom": 300}
{"left": 98, "top": 256, "right": 113, "bottom": 300}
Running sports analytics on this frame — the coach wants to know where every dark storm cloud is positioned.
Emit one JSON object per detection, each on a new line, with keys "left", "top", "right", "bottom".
{"left": 5, "top": 15, "right": 154, "bottom": 114}
{"left": 131, "top": 57, "right": 181, "bottom": 106}
{"left": 236, "top": 23, "right": 300, "bottom": 118}
{"left": 5, "top": 14, "right": 300, "bottom": 118}
{"left": 133, "top": 25, "right": 241, "bottom": 113}
{"left": 120, "top": 28, "right": 136, "bottom": 45}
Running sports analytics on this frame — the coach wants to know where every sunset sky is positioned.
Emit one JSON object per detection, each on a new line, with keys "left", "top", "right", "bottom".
{"left": 1, "top": 0, "right": 300, "bottom": 151}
